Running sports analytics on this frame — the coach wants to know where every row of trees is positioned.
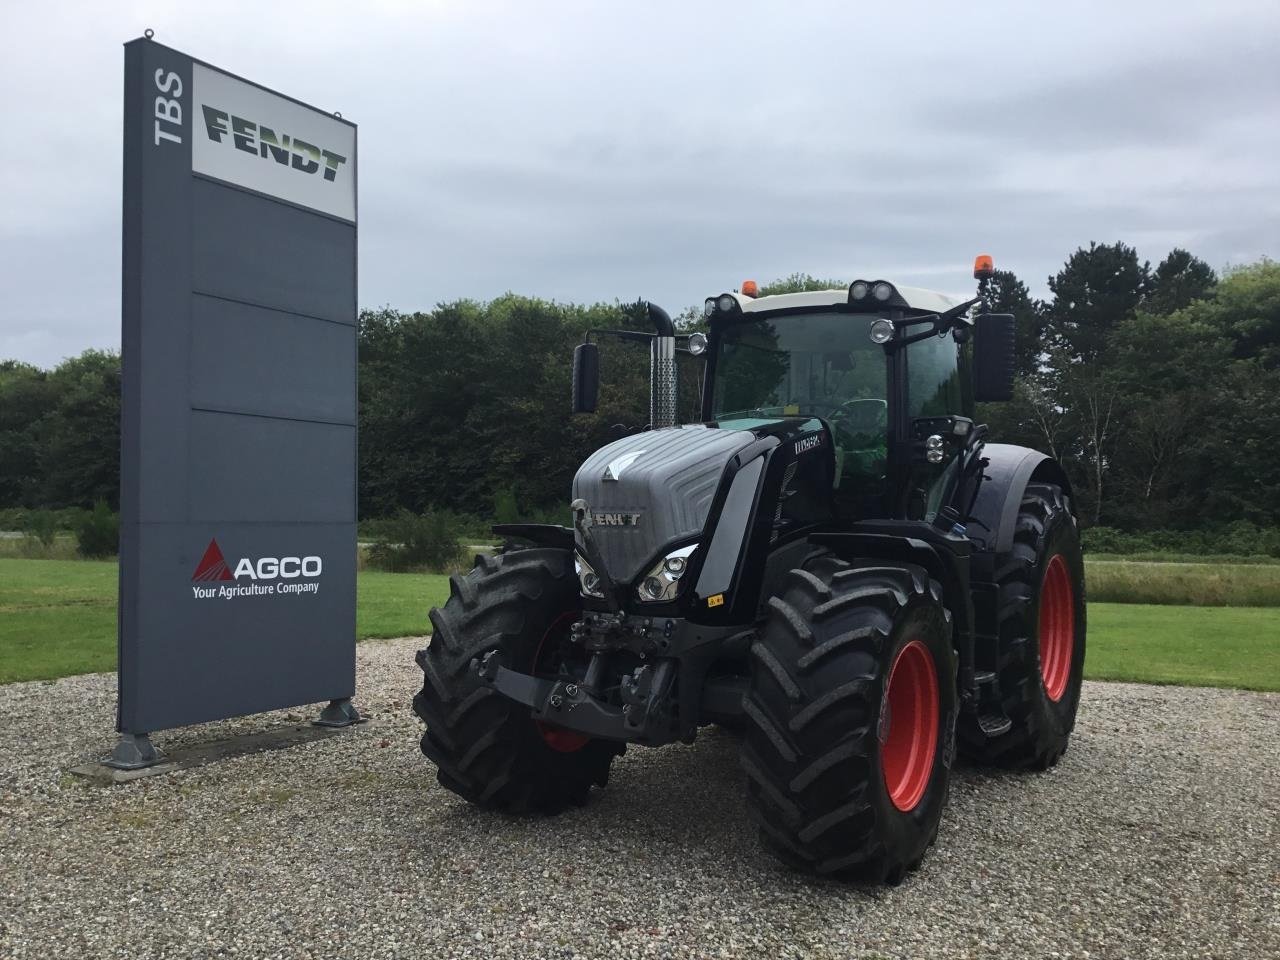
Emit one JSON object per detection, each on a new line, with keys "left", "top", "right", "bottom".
{"left": 2, "top": 246, "right": 1276, "bottom": 534}
{"left": 981, "top": 248, "right": 1278, "bottom": 528}
{"left": 0, "top": 350, "right": 120, "bottom": 511}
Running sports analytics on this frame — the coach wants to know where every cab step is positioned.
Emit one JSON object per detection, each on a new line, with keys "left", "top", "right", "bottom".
{"left": 971, "top": 669, "right": 1012, "bottom": 738}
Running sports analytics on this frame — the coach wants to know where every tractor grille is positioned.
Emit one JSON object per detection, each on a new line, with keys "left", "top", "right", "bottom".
{"left": 572, "top": 426, "right": 755, "bottom": 584}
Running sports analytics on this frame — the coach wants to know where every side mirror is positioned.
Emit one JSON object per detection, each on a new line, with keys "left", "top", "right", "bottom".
{"left": 972, "top": 312, "right": 1015, "bottom": 402}
{"left": 571, "top": 342, "right": 599, "bottom": 414}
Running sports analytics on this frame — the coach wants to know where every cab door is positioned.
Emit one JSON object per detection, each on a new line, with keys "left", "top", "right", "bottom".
{"left": 903, "top": 331, "right": 969, "bottom": 521}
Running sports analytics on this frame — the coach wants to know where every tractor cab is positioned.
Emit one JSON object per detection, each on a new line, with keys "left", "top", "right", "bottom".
{"left": 699, "top": 280, "right": 1003, "bottom": 525}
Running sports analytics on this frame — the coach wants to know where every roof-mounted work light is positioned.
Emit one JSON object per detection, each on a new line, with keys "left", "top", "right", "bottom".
{"left": 848, "top": 279, "right": 904, "bottom": 309}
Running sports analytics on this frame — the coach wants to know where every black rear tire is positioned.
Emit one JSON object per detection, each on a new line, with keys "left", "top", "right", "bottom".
{"left": 959, "top": 482, "right": 1087, "bottom": 769}
{"left": 742, "top": 557, "right": 957, "bottom": 883}
{"left": 412, "top": 548, "right": 620, "bottom": 813}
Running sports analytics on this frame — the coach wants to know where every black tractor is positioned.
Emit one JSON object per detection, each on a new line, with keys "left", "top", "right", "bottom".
{"left": 413, "top": 257, "right": 1086, "bottom": 883}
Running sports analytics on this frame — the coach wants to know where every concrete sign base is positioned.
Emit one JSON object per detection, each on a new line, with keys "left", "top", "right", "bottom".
{"left": 76, "top": 721, "right": 364, "bottom": 785}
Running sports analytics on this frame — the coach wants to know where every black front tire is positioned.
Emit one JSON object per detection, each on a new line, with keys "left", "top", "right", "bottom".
{"left": 412, "top": 548, "right": 620, "bottom": 813}
{"left": 742, "top": 557, "right": 957, "bottom": 883}
{"left": 959, "top": 482, "right": 1087, "bottom": 769}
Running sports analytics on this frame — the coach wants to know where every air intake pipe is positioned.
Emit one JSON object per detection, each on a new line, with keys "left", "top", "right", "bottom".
{"left": 647, "top": 302, "right": 677, "bottom": 429}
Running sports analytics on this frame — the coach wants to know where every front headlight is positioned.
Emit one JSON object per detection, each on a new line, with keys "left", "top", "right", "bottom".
{"left": 637, "top": 544, "right": 698, "bottom": 603}
{"left": 575, "top": 553, "right": 604, "bottom": 599}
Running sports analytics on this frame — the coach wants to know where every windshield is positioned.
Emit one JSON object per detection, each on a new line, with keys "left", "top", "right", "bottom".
{"left": 712, "top": 311, "right": 889, "bottom": 486}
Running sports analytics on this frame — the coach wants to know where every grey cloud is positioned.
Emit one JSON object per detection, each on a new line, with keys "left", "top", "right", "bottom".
{"left": 924, "top": 38, "right": 1279, "bottom": 151}
{"left": 2, "top": 2, "right": 1278, "bottom": 367}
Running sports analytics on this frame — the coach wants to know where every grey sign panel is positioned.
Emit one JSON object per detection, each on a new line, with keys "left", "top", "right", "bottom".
{"left": 120, "top": 37, "right": 358, "bottom": 734}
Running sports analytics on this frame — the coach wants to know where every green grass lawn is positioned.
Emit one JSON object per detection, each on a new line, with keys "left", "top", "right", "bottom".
{"left": 1085, "top": 604, "right": 1279, "bottom": 691}
{"left": 0, "top": 559, "right": 449, "bottom": 684}
{"left": 354, "top": 569, "right": 450, "bottom": 637}
{"left": 1, "top": 558, "right": 120, "bottom": 681}
{"left": 1086, "top": 558, "right": 1280, "bottom": 606}
{"left": 2, "top": 558, "right": 1278, "bottom": 691}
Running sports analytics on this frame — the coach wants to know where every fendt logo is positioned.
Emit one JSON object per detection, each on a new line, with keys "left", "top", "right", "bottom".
{"left": 201, "top": 106, "right": 349, "bottom": 184}
{"left": 191, "top": 539, "right": 323, "bottom": 600}
{"left": 592, "top": 512, "right": 642, "bottom": 527}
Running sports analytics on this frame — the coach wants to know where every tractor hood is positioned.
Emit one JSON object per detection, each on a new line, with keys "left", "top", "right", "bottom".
{"left": 571, "top": 425, "right": 756, "bottom": 585}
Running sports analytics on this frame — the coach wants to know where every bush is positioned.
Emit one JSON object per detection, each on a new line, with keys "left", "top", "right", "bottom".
{"left": 0, "top": 507, "right": 27, "bottom": 531}
{"left": 522, "top": 503, "right": 571, "bottom": 527}
{"left": 1084, "top": 523, "right": 1280, "bottom": 559}
{"left": 366, "top": 509, "right": 465, "bottom": 572}
{"left": 449, "top": 512, "right": 500, "bottom": 543}
{"left": 21, "top": 509, "right": 60, "bottom": 547}
{"left": 1082, "top": 526, "right": 1146, "bottom": 555}
{"left": 74, "top": 501, "right": 119, "bottom": 558}
{"left": 492, "top": 486, "right": 521, "bottom": 526}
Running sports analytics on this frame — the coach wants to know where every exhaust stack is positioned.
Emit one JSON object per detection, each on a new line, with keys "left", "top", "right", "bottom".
{"left": 647, "top": 302, "right": 677, "bottom": 429}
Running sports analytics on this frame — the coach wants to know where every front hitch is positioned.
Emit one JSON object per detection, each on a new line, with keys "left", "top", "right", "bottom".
{"left": 472, "top": 650, "right": 678, "bottom": 745}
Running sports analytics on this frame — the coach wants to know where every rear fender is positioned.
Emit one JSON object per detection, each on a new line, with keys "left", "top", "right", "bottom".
{"left": 963, "top": 444, "right": 1073, "bottom": 556}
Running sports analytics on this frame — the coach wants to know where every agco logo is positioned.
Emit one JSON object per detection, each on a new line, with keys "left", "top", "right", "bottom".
{"left": 191, "top": 539, "right": 323, "bottom": 600}
{"left": 201, "top": 106, "right": 349, "bottom": 183}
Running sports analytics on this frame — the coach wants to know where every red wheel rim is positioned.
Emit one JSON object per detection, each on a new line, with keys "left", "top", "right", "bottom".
{"left": 1038, "top": 554, "right": 1075, "bottom": 702}
{"left": 532, "top": 611, "right": 590, "bottom": 753}
{"left": 881, "top": 639, "right": 940, "bottom": 813}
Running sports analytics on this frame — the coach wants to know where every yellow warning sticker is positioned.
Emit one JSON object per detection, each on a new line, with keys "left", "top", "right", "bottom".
{"left": 783, "top": 404, "right": 800, "bottom": 415}
{"left": 707, "top": 593, "right": 725, "bottom": 608}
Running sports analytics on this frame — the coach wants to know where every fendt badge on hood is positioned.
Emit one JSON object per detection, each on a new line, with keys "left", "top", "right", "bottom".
{"left": 592, "top": 512, "right": 642, "bottom": 527}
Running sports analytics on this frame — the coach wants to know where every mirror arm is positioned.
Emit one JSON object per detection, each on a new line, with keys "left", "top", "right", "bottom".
{"left": 937, "top": 296, "right": 982, "bottom": 327}
{"left": 892, "top": 296, "right": 983, "bottom": 347}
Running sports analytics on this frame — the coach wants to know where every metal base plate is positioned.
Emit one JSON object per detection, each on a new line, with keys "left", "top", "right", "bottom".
{"left": 313, "top": 698, "right": 365, "bottom": 728}
{"left": 104, "top": 733, "right": 162, "bottom": 770}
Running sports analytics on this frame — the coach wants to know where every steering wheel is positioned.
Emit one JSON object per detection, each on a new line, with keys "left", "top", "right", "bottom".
{"left": 833, "top": 398, "right": 888, "bottom": 434}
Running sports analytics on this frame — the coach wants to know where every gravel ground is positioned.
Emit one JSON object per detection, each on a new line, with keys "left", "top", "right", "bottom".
{"left": 1, "top": 637, "right": 1276, "bottom": 960}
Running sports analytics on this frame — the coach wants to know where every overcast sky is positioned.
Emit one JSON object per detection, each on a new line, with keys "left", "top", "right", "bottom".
{"left": 2, "top": 0, "right": 1278, "bottom": 368}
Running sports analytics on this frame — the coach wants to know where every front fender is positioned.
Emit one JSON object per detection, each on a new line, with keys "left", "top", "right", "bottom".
{"left": 491, "top": 523, "right": 575, "bottom": 551}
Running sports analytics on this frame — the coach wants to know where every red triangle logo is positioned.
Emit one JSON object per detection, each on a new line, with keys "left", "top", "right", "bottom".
{"left": 193, "top": 539, "right": 234, "bottom": 582}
